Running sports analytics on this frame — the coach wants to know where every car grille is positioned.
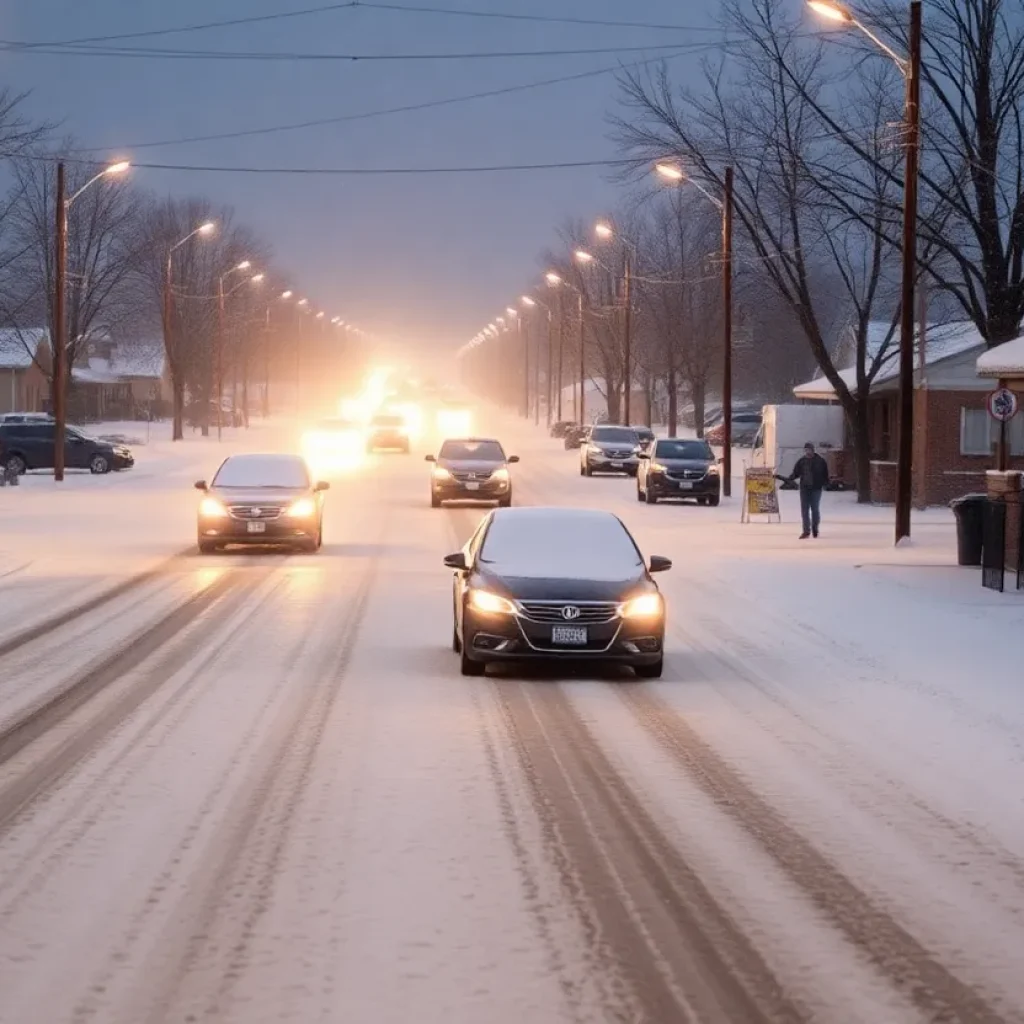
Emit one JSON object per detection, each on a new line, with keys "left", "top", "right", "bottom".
{"left": 451, "top": 470, "right": 493, "bottom": 482}
{"left": 599, "top": 449, "right": 634, "bottom": 459}
{"left": 228, "top": 504, "right": 284, "bottom": 520}
{"left": 668, "top": 469, "right": 707, "bottom": 481}
{"left": 518, "top": 601, "right": 619, "bottom": 624}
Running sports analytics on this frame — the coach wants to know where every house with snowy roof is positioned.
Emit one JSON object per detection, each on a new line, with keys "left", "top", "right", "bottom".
{"left": 0, "top": 329, "right": 51, "bottom": 415}
{"left": 792, "top": 320, "right": 1024, "bottom": 505}
{"left": 72, "top": 336, "right": 170, "bottom": 419}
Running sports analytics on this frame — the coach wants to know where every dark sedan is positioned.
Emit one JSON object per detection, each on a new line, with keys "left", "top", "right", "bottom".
{"left": 637, "top": 438, "right": 721, "bottom": 506}
{"left": 445, "top": 506, "right": 671, "bottom": 678}
{"left": 195, "top": 453, "right": 328, "bottom": 553}
{"left": 427, "top": 438, "right": 518, "bottom": 508}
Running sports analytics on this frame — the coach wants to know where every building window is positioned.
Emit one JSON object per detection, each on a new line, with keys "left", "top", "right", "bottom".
{"left": 960, "top": 408, "right": 994, "bottom": 456}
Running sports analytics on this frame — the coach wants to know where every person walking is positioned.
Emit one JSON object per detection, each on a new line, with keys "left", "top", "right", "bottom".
{"left": 787, "top": 442, "right": 830, "bottom": 539}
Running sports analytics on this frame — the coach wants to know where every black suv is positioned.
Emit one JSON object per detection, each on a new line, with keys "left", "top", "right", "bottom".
{"left": 0, "top": 423, "right": 134, "bottom": 476}
{"left": 637, "top": 437, "right": 720, "bottom": 505}
{"left": 426, "top": 438, "right": 519, "bottom": 508}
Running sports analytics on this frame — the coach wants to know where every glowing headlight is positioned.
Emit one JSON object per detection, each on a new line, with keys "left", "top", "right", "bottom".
{"left": 619, "top": 593, "right": 664, "bottom": 619}
{"left": 199, "top": 497, "right": 229, "bottom": 518}
{"left": 432, "top": 466, "right": 452, "bottom": 480}
{"left": 468, "top": 589, "right": 517, "bottom": 615}
{"left": 650, "top": 463, "right": 669, "bottom": 474}
{"left": 490, "top": 467, "right": 510, "bottom": 482}
{"left": 286, "top": 497, "right": 317, "bottom": 518}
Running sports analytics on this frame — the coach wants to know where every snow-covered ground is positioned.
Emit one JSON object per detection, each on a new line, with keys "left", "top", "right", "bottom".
{"left": 0, "top": 408, "right": 1022, "bottom": 1023}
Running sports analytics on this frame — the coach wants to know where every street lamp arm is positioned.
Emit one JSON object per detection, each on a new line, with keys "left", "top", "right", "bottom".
{"left": 67, "top": 169, "right": 111, "bottom": 207}
{"left": 851, "top": 16, "right": 909, "bottom": 75}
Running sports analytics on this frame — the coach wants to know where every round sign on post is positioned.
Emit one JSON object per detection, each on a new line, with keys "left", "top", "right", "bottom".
{"left": 987, "top": 387, "right": 1019, "bottom": 423}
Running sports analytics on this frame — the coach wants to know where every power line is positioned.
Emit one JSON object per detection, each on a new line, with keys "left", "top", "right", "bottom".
{"left": 110, "top": 157, "right": 638, "bottom": 175}
{"left": 0, "top": 40, "right": 693, "bottom": 62}
{"left": 78, "top": 46, "right": 709, "bottom": 151}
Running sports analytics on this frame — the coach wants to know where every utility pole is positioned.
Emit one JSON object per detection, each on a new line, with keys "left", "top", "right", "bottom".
{"left": 53, "top": 162, "right": 67, "bottom": 483}
{"left": 556, "top": 288, "right": 564, "bottom": 422}
{"left": 216, "top": 276, "right": 225, "bottom": 441}
{"left": 722, "top": 165, "right": 734, "bottom": 498}
{"left": 263, "top": 306, "right": 271, "bottom": 419}
{"left": 521, "top": 315, "right": 529, "bottom": 418}
{"left": 577, "top": 291, "right": 586, "bottom": 426}
{"left": 623, "top": 248, "right": 633, "bottom": 424}
{"left": 895, "top": 0, "right": 922, "bottom": 545}
{"left": 545, "top": 306, "right": 554, "bottom": 427}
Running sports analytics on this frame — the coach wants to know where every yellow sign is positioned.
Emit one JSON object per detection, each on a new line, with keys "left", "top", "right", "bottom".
{"left": 742, "top": 467, "right": 780, "bottom": 522}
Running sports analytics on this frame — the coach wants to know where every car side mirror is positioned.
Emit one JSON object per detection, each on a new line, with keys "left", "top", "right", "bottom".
{"left": 444, "top": 552, "right": 467, "bottom": 571}
{"left": 508, "top": 455, "right": 520, "bottom": 464}
{"left": 649, "top": 555, "right": 672, "bottom": 573}
{"left": 314, "top": 481, "right": 330, "bottom": 491}
{"left": 194, "top": 480, "right": 207, "bottom": 491}
{"left": 425, "top": 454, "right": 436, "bottom": 462}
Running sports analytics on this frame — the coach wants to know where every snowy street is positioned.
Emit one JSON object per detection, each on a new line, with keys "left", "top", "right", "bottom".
{"left": 1, "top": 412, "right": 1023, "bottom": 1024}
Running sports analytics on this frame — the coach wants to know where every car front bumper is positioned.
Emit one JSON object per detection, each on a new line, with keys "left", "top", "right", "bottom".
{"left": 433, "top": 478, "right": 510, "bottom": 502}
{"left": 198, "top": 515, "right": 318, "bottom": 544}
{"left": 112, "top": 453, "right": 134, "bottom": 469}
{"left": 463, "top": 610, "right": 663, "bottom": 665}
{"left": 585, "top": 453, "right": 639, "bottom": 472}
{"left": 646, "top": 474, "right": 719, "bottom": 497}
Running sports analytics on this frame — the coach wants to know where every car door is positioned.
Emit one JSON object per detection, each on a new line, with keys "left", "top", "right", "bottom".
{"left": 64, "top": 428, "right": 91, "bottom": 469}
{"left": 25, "top": 424, "right": 56, "bottom": 469}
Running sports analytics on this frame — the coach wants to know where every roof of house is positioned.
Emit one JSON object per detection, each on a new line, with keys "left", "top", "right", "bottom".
{"left": 794, "top": 321, "right": 984, "bottom": 400}
{"left": 72, "top": 342, "right": 166, "bottom": 385}
{"left": 976, "top": 335, "right": 1024, "bottom": 378}
{"left": 0, "top": 328, "right": 48, "bottom": 370}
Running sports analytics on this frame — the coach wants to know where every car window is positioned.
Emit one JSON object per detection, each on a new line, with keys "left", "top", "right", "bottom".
{"left": 591, "top": 427, "right": 638, "bottom": 444}
{"left": 27, "top": 425, "right": 54, "bottom": 439}
{"left": 213, "top": 455, "right": 310, "bottom": 488}
{"left": 479, "top": 510, "right": 643, "bottom": 581}
{"left": 439, "top": 440, "right": 504, "bottom": 461}
{"left": 655, "top": 439, "right": 714, "bottom": 460}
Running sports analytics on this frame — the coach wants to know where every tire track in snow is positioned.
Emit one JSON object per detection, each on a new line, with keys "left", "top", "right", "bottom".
{"left": 493, "top": 678, "right": 807, "bottom": 1024}
{"left": 0, "top": 566, "right": 271, "bottom": 832}
{"left": 618, "top": 685, "right": 1012, "bottom": 1024}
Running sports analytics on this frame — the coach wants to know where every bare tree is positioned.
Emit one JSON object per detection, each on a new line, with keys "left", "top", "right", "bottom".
{"left": 613, "top": 0, "right": 906, "bottom": 499}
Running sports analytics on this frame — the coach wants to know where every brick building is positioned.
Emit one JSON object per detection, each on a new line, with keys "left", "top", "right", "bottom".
{"left": 793, "top": 321, "right": 1024, "bottom": 506}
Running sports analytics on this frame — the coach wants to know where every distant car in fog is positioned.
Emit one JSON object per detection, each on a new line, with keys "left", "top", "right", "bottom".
{"left": 444, "top": 506, "right": 671, "bottom": 678}
{"left": 427, "top": 437, "right": 518, "bottom": 508}
{"left": 580, "top": 425, "right": 641, "bottom": 476}
{"left": 195, "top": 453, "right": 328, "bottom": 554}
{"left": 366, "top": 413, "right": 411, "bottom": 453}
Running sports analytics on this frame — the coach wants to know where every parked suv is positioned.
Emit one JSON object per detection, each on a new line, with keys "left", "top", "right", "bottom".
{"left": 0, "top": 423, "right": 134, "bottom": 476}
{"left": 637, "top": 437, "right": 720, "bottom": 506}
{"left": 580, "top": 425, "right": 641, "bottom": 476}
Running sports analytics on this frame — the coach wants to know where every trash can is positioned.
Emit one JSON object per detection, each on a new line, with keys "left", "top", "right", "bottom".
{"left": 950, "top": 494, "right": 987, "bottom": 566}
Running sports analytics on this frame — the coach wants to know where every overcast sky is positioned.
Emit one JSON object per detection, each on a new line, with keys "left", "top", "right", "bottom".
{"left": 4, "top": 0, "right": 729, "bottom": 356}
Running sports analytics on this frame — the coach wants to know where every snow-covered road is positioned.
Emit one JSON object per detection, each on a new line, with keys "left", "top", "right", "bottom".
{"left": 1, "top": 411, "right": 1022, "bottom": 1023}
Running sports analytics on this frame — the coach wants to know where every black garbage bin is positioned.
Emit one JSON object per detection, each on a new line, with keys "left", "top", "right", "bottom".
{"left": 950, "top": 493, "right": 987, "bottom": 566}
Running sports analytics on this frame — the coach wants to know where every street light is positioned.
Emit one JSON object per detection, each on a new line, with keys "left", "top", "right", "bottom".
{"left": 547, "top": 271, "right": 586, "bottom": 425}
{"left": 574, "top": 249, "right": 594, "bottom": 264}
{"left": 216, "top": 259, "right": 256, "bottom": 441}
{"left": 593, "top": 220, "right": 637, "bottom": 423}
{"left": 52, "top": 158, "right": 131, "bottom": 481}
{"left": 522, "top": 295, "right": 553, "bottom": 426}
{"left": 163, "top": 221, "right": 216, "bottom": 441}
{"left": 808, "top": 0, "right": 921, "bottom": 543}
{"left": 656, "top": 161, "right": 734, "bottom": 497}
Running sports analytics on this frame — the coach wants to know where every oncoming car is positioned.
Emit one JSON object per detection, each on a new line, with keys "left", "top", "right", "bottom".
{"left": 580, "top": 424, "right": 641, "bottom": 476}
{"left": 426, "top": 437, "right": 519, "bottom": 508}
{"left": 366, "top": 413, "right": 410, "bottom": 453}
{"left": 444, "top": 507, "right": 671, "bottom": 678}
{"left": 195, "top": 453, "right": 329, "bottom": 553}
{"left": 637, "top": 437, "right": 721, "bottom": 506}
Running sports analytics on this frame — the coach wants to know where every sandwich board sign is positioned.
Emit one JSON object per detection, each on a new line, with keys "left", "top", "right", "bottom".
{"left": 741, "top": 467, "right": 781, "bottom": 523}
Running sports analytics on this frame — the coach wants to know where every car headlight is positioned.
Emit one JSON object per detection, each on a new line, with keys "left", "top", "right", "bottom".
{"left": 199, "top": 497, "right": 229, "bottom": 518}
{"left": 432, "top": 466, "right": 452, "bottom": 480}
{"left": 619, "top": 593, "right": 664, "bottom": 619}
{"left": 468, "top": 589, "right": 517, "bottom": 615}
{"left": 707, "top": 465, "right": 720, "bottom": 475}
{"left": 490, "top": 467, "right": 510, "bottom": 482}
{"left": 650, "top": 463, "right": 669, "bottom": 474}
{"left": 285, "top": 497, "right": 317, "bottom": 518}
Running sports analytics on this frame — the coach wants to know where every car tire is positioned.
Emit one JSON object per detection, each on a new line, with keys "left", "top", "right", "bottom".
{"left": 645, "top": 488, "right": 658, "bottom": 505}
{"left": 707, "top": 495, "right": 720, "bottom": 507}
{"left": 635, "top": 658, "right": 663, "bottom": 679}
{"left": 460, "top": 648, "right": 486, "bottom": 676}
{"left": 5, "top": 454, "right": 26, "bottom": 477}
{"left": 89, "top": 454, "right": 111, "bottom": 475}
{"left": 198, "top": 539, "right": 219, "bottom": 555}
{"left": 316, "top": 523, "right": 323, "bottom": 550}
{"left": 584, "top": 464, "right": 593, "bottom": 477}
{"left": 498, "top": 493, "right": 512, "bottom": 508}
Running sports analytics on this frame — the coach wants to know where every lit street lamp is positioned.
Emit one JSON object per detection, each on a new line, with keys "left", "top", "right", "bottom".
{"left": 522, "top": 295, "right": 552, "bottom": 426}
{"left": 808, "top": 0, "right": 921, "bottom": 544}
{"left": 546, "top": 271, "right": 586, "bottom": 425}
{"left": 52, "top": 158, "right": 131, "bottom": 481}
{"left": 216, "top": 260, "right": 255, "bottom": 440}
{"left": 593, "top": 221, "right": 637, "bottom": 424}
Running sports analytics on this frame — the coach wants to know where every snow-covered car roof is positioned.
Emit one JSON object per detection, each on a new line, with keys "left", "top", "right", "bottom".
{"left": 479, "top": 507, "right": 643, "bottom": 581}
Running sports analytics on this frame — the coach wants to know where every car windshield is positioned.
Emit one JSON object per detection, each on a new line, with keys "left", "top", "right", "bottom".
{"left": 372, "top": 415, "right": 403, "bottom": 427}
{"left": 591, "top": 427, "right": 638, "bottom": 444}
{"left": 213, "top": 455, "right": 310, "bottom": 489}
{"left": 480, "top": 509, "right": 642, "bottom": 581}
{"left": 439, "top": 440, "right": 504, "bottom": 461}
{"left": 655, "top": 440, "right": 714, "bottom": 460}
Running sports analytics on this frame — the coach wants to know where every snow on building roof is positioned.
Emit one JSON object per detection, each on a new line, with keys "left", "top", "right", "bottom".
{"left": 976, "top": 335, "right": 1024, "bottom": 378}
{"left": 0, "top": 328, "right": 48, "bottom": 370}
{"left": 110, "top": 342, "right": 166, "bottom": 379}
{"left": 794, "top": 321, "right": 984, "bottom": 400}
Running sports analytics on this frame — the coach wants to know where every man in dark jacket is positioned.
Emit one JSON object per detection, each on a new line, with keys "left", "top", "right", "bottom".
{"left": 787, "top": 442, "right": 830, "bottom": 539}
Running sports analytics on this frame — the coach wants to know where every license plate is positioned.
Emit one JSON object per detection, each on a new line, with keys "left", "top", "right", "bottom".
{"left": 465, "top": 482, "right": 480, "bottom": 491}
{"left": 551, "top": 626, "right": 587, "bottom": 645}
{"left": 610, "top": 461, "right": 623, "bottom": 469}
{"left": 676, "top": 480, "right": 693, "bottom": 490}
{"left": 247, "top": 521, "right": 266, "bottom": 533}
